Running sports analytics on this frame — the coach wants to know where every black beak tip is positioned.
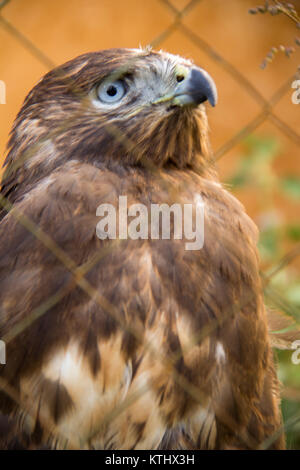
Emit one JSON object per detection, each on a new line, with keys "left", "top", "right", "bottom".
{"left": 190, "top": 67, "right": 218, "bottom": 107}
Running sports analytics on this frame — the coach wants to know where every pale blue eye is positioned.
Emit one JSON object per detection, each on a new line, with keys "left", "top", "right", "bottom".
{"left": 97, "top": 80, "right": 126, "bottom": 103}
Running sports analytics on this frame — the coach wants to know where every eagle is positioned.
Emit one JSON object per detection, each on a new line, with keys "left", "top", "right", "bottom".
{"left": 0, "top": 47, "right": 285, "bottom": 449}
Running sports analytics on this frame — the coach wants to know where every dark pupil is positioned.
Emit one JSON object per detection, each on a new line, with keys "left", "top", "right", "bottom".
{"left": 107, "top": 85, "right": 117, "bottom": 97}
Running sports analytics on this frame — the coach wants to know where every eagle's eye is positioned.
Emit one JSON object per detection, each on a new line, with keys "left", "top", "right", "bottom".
{"left": 176, "top": 75, "right": 185, "bottom": 83}
{"left": 97, "top": 79, "right": 126, "bottom": 104}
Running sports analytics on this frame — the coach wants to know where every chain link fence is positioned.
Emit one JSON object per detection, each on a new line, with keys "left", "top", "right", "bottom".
{"left": 0, "top": 0, "right": 299, "bottom": 449}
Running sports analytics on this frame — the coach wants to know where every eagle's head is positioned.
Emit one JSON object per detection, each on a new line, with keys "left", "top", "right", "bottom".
{"left": 4, "top": 48, "right": 217, "bottom": 196}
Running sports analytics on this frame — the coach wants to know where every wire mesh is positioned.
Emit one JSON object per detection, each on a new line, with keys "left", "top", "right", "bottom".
{"left": 0, "top": 0, "right": 299, "bottom": 450}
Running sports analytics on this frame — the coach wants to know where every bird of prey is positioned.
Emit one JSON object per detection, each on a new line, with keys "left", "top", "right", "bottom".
{"left": 0, "top": 48, "right": 285, "bottom": 449}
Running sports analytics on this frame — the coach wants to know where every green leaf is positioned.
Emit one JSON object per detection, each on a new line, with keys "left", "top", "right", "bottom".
{"left": 258, "top": 228, "right": 280, "bottom": 260}
{"left": 281, "top": 176, "right": 300, "bottom": 200}
{"left": 227, "top": 173, "right": 249, "bottom": 189}
{"left": 226, "top": 134, "right": 280, "bottom": 192}
{"left": 286, "top": 224, "right": 300, "bottom": 241}
{"left": 286, "top": 284, "right": 300, "bottom": 307}
{"left": 244, "top": 135, "right": 279, "bottom": 160}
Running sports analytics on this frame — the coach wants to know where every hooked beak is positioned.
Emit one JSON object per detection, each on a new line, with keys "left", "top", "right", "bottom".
{"left": 173, "top": 67, "right": 218, "bottom": 108}
{"left": 153, "top": 67, "right": 217, "bottom": 109}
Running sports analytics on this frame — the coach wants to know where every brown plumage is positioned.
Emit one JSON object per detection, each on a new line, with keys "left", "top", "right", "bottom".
{"left": 0, "top": 48, "right": 285, "bottom": 449}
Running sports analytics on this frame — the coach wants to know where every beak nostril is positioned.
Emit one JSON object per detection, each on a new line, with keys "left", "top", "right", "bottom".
{"left": 176, "top": 75, "right": 185, "bottom": 83}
